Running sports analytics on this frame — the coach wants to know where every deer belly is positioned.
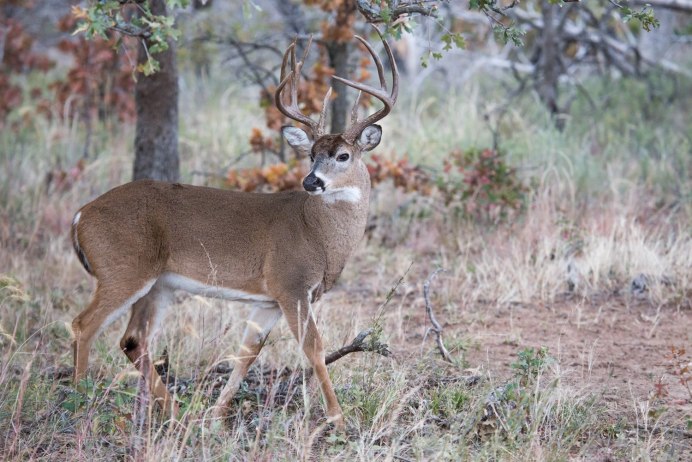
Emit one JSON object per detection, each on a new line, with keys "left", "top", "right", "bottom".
{"left": 158, "top": 272, "right": 275, "bottom": 305}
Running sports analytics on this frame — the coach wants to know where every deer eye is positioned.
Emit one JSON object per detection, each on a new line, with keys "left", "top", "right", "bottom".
{"left": 336, "top": 153, "right": 350, "bottom": 162}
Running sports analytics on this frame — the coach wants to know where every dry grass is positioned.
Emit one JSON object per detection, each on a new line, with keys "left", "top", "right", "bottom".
{"left": 1, "top": 74, "right": 690, "bottom": 460}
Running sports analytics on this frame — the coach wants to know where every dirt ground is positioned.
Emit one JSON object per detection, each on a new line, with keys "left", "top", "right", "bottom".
{"left": 404, "top": 289, "right": 692, "bottom": 457}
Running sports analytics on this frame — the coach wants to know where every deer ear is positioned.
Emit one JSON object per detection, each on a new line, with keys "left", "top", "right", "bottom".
{"left": 282, "top": 126, "right": 313, "bottom": 157}
{"left": 356, "top": 125, "right": 382, "bottom": 152}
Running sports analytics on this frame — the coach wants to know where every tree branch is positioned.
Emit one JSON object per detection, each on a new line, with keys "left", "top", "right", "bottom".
{"left": 423, "top": 269, "right": 453, "bottom": 363}
{"left": 356, "top": 0, "right": 439, "bottom": 23}
{"left": 325, "top": 328, "right": 391, "bottom": 365}
{"left": 629, "top": 0, "right": 692, "bottom": 13}
{"left": 110, "top": 21, "right": 152, "bottom": 39}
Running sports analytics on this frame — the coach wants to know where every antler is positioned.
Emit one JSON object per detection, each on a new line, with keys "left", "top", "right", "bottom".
{"left": 275, "top": 37, "right": 331, "bottom": 138}
{"left": 338, "top": 27, "right": 398, "bottom": 144}
{"left": 275, "top": 28, "right": 398, "bottom": 142}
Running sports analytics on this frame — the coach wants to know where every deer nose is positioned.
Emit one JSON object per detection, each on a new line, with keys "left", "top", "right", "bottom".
{"left": 303, "top": 174, "right": 325, "bottom": 192}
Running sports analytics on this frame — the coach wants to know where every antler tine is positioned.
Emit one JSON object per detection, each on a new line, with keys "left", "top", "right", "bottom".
{"left": 293, "top": 37, "right": 313, "bottom": 109}
{"left": 301, "top": 35, "right": 313, "bottom": 67}
{"left": 350, "top": 90, "right": 361, "bottom": 125}
{"left": 290, "top": 40, "right": 299, "bottom": 108}
{"left": 279, "top": 40, "right": 293, "bottom": 86}
{"left": 355, "top": 34, "right": 387, "bottom": 91}
{"left": 316, "top": 86, "right": 332, "bottom": 137}
{"left": 337, "top": 27, "right": 399, "bottom": 143}
{"left": 376, "top": 25, "right": 399, "bottom": 102}
{"left": 274, "top": 37, "right": 319, "bottom": 135}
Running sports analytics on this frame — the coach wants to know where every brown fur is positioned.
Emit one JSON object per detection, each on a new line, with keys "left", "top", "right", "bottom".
{"left": 70, "top": 136, "right": 373, "bottom": 428}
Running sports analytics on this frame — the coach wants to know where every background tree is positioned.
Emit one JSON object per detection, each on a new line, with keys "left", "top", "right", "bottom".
{"left": 31, "top": 0, "right": 691, "bottom": 183}
{"left": 72, "top": 0, "right": 453, "bottom": 180}
{"left": 74, "top": 0, "right": 184, "bottom": 181}
{"left": 132, "top": 0, "right": 179, "bottom": 181}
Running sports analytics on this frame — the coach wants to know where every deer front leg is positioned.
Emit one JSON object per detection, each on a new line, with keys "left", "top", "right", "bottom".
{"left": 280, "top": 295, "right": 344, "bottom": 430}
{"left": 212, "top": 303, "right": 282, "bottom": 419}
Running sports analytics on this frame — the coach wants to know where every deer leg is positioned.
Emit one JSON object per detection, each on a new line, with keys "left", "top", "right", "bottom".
{"left": 72, "top": 278, "right": 157, "bottom": 383}
{"left": 212, "top": 303, "right": 282, "bottom": 419}
{"left": 280, "top": 295, "right": 344, "bottom": 429}
{"left": 120, "top": 282, "right": 177, "bottom": 418}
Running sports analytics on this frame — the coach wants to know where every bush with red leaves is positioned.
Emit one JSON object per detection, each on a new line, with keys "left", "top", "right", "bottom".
{"left": 0, "top": 9, "right": 137, "bottom": 131}
{"left": 49, "top": 13, "right": 136, "bottom": 124}
{"left": 0, "top": 16, "right": 55, "bottom": 129}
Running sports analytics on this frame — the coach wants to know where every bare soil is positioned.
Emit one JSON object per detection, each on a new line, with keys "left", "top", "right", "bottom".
{"left": 393, "top": 286, "right": 692, "bottom": 458}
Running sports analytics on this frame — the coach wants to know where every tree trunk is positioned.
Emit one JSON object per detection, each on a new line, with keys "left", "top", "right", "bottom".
{"left": 327, "top": 41, "right": 351, "bottom": 133}
{"left": 326, "top": 0, "right": 356, "bottom": 134}
{"left": 536, "top": 0, "right": 561, "bottom": 129}
{"left": 133, "top": 0, "right": 179, "bottom": 182}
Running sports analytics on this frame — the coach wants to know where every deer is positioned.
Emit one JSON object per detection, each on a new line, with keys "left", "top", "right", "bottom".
{"left": 69, "top": 29, "right": 398, "bottom": 429}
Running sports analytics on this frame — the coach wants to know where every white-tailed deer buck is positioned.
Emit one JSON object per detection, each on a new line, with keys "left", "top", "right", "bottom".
{"left": 70, "top": 29, "right": 398, "bottom": 428}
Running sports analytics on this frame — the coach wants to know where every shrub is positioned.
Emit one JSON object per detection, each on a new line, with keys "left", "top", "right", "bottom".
{"left": 438, "top": 148, "right": 528, "bottom": 223}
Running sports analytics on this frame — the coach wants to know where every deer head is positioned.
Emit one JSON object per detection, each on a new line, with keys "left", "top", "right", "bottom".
{"left": 274, "top": 29, "right": 398, "bottom": 198}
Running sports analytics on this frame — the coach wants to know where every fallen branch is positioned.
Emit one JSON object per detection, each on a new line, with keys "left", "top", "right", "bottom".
{"left": 325, "top": 328, "right": 391, "bottom": 365}
{"left": 160, "top": 328, "right": 391, "bottom": 394}
{"left": 423, "top": 268, "right": 453, "bottom": 363}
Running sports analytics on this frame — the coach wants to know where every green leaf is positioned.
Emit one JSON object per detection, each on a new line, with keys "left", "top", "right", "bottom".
{"left": 73, "top": 22, "right": 90, "bottom": 35}
{"left": 380, "top": 6, "right": 392, "bottom": 24}
{"left": 137, "top": 58, "right": 161, "bottom": 76}
{"left": 493, "top": 25, "right": 525, "bottom": 47}
{"left": 622, "top": 6, "right": 660, "bottom": 32}
{"left": 167, "top": 0, "right": 190, "bottom": 9}
{"left": 149, "top": 41, "right": 169, "bottom": 55}
{"left": 441, "top": 33, "right": 466, "bottom": 51}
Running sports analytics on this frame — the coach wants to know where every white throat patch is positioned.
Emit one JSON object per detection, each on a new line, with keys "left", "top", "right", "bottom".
{"left": 320, "top": 186, "right": 362, "bottom": 204}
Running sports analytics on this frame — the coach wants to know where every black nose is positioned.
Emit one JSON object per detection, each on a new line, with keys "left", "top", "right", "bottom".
{"left": 303, "top": 174, "right": 325, "bottom": 192}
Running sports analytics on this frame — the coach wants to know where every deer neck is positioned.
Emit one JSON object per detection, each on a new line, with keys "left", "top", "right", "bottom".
{"left": 302, "top": 162, "right": 371, "bottom": 287}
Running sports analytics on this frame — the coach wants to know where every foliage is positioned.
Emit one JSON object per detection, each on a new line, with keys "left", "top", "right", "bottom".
{"left": 0, "top": 10, "right": 136, "bottom": 133}
{"left": 53, "top": 14, "right": 137, "bottom": 123}
{"left": 511, "top": 346, "right": 554, "bottom": 386}
{"left": 0, "top": 16, "right": 54, "bottom": 130}
{"left": 474, "top": 346, "right": 587, "bottom": 445}
{"left": 224, "top": 146, "right": 527, "bottom": 224}
{"left": 439, "top": 148, "right": 528, "bottom": 223}
{"left": 367, "top": 153, "right": 433, "bottom": 194}
{"left": 665, "top": 346, "right": 692, "bottom": 401}
{"left": 619, "top": 4, "right": 660, "bottom": 32}
{"left": 73, "top": 0, "right": 188, "bottom": 76}
{"left": 225, "top": 159, "right": 307, "bottom": 192}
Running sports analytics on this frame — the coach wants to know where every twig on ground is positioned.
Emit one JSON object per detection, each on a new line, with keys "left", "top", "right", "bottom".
{"left": 177, "top": 328, "right": 391, "bottom": 399}
{"left": 325, "top": 328, "right": 391, "bottom": 365}
{"left": 423, "top": 268, "right": 453, "bottom": 363}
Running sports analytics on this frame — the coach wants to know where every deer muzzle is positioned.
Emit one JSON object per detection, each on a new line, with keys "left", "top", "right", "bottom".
{"left": 302, "top": 173, "right": 325, "bottom": 193}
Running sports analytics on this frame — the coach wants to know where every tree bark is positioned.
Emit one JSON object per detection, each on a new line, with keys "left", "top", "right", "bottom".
{"left": 326, "top": 0, "right": 357, "bottom": 134}
{"left": 133, "top": 0, "right": 179, "bottom": 182}
{"left": 327, "top": 40, "right": 351, "bottom": 133}
{"left": 536, "top": 0, "right": 562, "bottom": 129}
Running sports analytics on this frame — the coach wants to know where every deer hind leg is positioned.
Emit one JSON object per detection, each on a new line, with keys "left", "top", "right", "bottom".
{"left": 280, "top": 295, "right": 344, "bottom": 429}
{"left": 120, "top": 281, "right": 177, "bottom": 417}
{"left": 72, "top": 278, "right": 157, "bottom": 383}
{"left": 212, "top": 303, "right": 282, "bottom": 419}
